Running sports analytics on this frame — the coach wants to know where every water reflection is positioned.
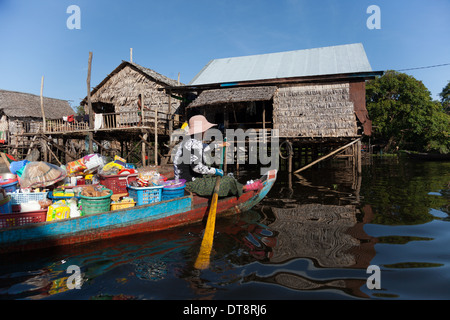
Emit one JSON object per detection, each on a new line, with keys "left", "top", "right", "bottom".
{"left": 231, "top": 201, "right": 376, "bottom": 298}
{"left": 0, "top": 158, "right": 449, "bottom": 300}
{"left": 268, "top": 204, "right": 362, "bottom": 267}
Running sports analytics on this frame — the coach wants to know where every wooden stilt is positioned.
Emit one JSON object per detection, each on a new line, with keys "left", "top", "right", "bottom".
{"left": 357, "top": 140, "right": 362, "bottom": 175}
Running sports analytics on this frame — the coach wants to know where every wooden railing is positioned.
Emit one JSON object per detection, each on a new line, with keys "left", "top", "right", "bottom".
{"left": 45, "top": 110, "right": 181, "bottom": 134}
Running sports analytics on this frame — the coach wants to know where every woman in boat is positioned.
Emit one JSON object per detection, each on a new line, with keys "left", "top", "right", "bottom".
{"left": 173, "top": 115, "right": 261, "bottom": 197}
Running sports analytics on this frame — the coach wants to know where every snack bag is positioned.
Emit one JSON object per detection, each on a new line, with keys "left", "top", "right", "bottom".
{"left": 66, "top": 158, "right": 87, "bottom": 175}
{"left": 113, "top": 155, "right": 127, "bottom": 167}
{"left": 83, "top": 153, "right": 107, "bottom": 172}
{"left": 46, "top": 200, "right": 70, "bottom": 221}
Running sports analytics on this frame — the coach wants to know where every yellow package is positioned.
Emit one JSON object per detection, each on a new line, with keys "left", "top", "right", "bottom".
{"left": 102, "top": 161, "right": 123, "bottom": 172}
{"left": 64, "top": 190, "right": 75, "bottom": 197}
{"left": 46, "top": 200, "right": 71, "bottom": 221}
{"left": 114, "top": 155, "right": 126, "bottom": 163}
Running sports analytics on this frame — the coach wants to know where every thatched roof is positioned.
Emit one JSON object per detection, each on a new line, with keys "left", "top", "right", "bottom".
{"left": 0, "top": 89, "right": 74, "bottom": 119}
{"left": 188, "top": 86, "right": 277, "bottom": 108}
{"left": 81, "top": 61, "right": 182, "bottom": 107}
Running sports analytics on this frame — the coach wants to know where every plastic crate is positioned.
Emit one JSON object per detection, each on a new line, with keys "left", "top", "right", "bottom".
{"left": 0, "top": 210, "right": 47, "bottom": 228}
{"left": 161, "top": 179, "right": 186, "bottom": 201}
{"left": 98, "top": 174, "right": 137, "bottom": 194}
{"left": 127, "top": 185, "right": 163, "bottom": 206}
{"left": 0, "top": 181, "right": 18, "bottom": 193}
{"left": 7, "top": 192, "right": 48, "bottom": 205}
{"left": 110, "top": 200, "right": 135, "bottom": 211}
{"left": 48, "top": 191, "right": 80, "bottom": 203}
{"left": 79, "top": 188, "right": 112, "bottom": 216}
{"left": 0, "top": 196, "right": 12, "bottom": 214}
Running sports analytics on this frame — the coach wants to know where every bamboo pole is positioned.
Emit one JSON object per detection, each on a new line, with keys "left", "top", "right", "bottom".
{"left": 141, "top": 91, "right": 146, "bottom": 166}
{"left": 294, "top": 138, "right": 361, "bottom": 174}
{"left": 357, "top": 140, "right": 362, "bottom": 175}
{"left": 87, "top": 52, "right": 94, "bottom": 154}
{"left": 47, "top": 144, "right": 62, "bottom": 166}
{"left": 168, "top": 93, "right": 173, "bottom": 137}
{"left": 262, "top": 101, "right": 266, "bottom": 144}
{"left": 40, "top": 76, "right": 46, "bottom": 132}
{"left": 154, "top": 103, "right": 158, "bottom": 165}
{"left": 141, "top": 91, "right": 145, "bottom": 125}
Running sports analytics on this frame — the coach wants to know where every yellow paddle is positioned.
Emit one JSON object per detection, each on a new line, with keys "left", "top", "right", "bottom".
{"left": 194, "top": 139, "right": 226, "bottom": 270}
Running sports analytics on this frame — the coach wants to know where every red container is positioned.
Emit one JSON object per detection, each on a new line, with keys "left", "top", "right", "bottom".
{"left": 0, "top": 210, "right": 47, "bottom": 229}
{"left": 98, "top": 174, "right": 137, "bottom": 194}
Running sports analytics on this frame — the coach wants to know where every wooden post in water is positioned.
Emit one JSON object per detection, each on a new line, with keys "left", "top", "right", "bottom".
{"left": 357, "top": 140, "right": 362, "bottom": 175}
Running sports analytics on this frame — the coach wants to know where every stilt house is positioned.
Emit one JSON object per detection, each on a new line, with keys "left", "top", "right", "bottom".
{"left": 0, "top": 89, "right": 74, "bottom": 152}
{"left": 174, "top": 43, "right": 382, "bottom": 139}
{"left": 80, "top": 61, "right": 183, "bottom": 128}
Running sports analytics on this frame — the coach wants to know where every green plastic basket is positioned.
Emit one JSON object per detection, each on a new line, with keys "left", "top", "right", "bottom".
{"left": 79, "top": 188, "right": 112, "bottom": 216}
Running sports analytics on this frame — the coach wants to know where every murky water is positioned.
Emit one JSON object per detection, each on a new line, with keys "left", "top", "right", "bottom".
{"left": 0, "top": 156, "right": 449, "bottom": 301}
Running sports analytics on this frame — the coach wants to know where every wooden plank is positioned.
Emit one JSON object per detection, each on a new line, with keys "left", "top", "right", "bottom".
{"left": 294, "top": 138, "right": 361, "bottom": 174}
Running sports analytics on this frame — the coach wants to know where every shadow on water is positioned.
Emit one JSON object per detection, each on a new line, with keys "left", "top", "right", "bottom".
{"left": 0, "top": 157, "right": 449, "bottom": 300}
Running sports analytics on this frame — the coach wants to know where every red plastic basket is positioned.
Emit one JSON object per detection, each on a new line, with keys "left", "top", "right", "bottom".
{"left": 98, "top": 174, "right": 137, "bottom": 194}
{"left": 0, "top": 210, "right": 47, "bottom": 228}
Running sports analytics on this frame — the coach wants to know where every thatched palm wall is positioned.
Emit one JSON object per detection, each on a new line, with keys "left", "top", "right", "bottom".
{"left": 88, "top": 65, "right": 180, "bottom": 116}
{"left": 273, "top": 83, "right": 358, "bottom": 138}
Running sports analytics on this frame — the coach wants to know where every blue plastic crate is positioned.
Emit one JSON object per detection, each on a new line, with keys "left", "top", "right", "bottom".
{"left": 7, "top": 192, "right": 48, "bottom": 205}
{"left": 162, "top": 185, "right": 186, "bottom": 201}
{"left": 0, "top": 196, "right": 12, "bottom": 214}
{"left": 1, "top": 181, "right": 18, "bottom": 193}
{"left": 127, "top": 185, "right": 163, "bottom": 206}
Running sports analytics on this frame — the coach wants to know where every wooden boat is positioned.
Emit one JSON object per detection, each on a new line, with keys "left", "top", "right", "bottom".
{"left": 404, "top": 150, "right": 450, "bottom": 161}
{"left": 0, "top": 170, "right": 277, "bottom": 254}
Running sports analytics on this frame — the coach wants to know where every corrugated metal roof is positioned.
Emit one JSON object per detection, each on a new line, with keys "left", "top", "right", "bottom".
{"left": 189, "top": 43, "right": 373, "bottom": 86}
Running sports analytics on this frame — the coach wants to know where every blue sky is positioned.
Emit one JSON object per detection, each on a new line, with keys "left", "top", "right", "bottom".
{"left": 0, "top": 0, "right": 449, "bottom": 110}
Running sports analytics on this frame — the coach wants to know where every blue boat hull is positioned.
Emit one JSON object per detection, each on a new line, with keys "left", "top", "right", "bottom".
{"left": 0, "top": 170, "right": 277, "bottom": 254}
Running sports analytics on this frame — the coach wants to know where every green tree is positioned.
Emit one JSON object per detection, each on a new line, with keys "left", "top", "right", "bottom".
{"left": 366, "top": 70, "right": 449, "bottom": 154}
{"left": 75, "top": 105, "right": 85, "bottom": 116}
{"left": 439, "top": 80, "right": 450, "bottom": 114}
